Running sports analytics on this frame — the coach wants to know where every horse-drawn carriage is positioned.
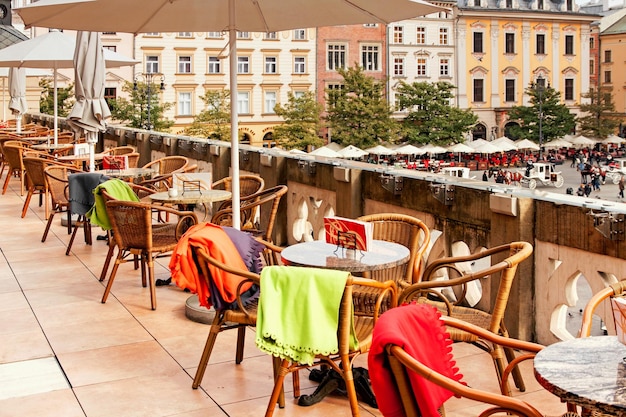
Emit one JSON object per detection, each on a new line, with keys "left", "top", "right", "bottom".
{"left": 604, "top": 158, "right": 626, "bottom": 184}
{"left": 518, "top": 162, "right": 565, "bottom": 189}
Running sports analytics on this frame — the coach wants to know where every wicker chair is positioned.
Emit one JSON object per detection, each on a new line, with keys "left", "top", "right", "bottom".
{"left": 139, "top": 156, "right": 189, "bottom": 192}
{"left": 21, "top": 157, "right": 71, "bottom": 219}
{"left": 371, "top": 304, "right": 575, "bottom": 417}
{"left": 2, "top": 141, "right": 33, "bottom": 195}
{"left": 263, "top": 268, "right": 398, "bottom": 417}
{"left": 190, "top": 239, "right": 284, "bottom": 389}
{"left": 100, "top": 188, "right": 198, "bottom": 310}
{"left": 399, "top": 241, "right": 533, "bottom": 396}
{"left": 42, "top": 165, "right": 84, "bottom": 243}
{"left": 356, "top": 213, "right": 431, "bottom": 286}
{"left": 211, "top": 184, "right": 287, "bottom": 244}
{"left": 211, "top": 174, "right": 264, "bottom": 206}
{"left": 106, "top": 146, "right": 135, "bottom": 156}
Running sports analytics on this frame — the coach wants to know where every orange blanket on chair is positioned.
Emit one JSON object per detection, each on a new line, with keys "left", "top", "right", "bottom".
{"left": 169, "top": 222, "right": 252, "bottom": 308}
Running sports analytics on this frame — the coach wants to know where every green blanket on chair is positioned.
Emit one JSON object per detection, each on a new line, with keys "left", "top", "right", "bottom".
{"left": 255, "top": 265, "right": 358, "bottom": 366}
{"left": 87, "top": 179, "right": 139, "bottom": 230}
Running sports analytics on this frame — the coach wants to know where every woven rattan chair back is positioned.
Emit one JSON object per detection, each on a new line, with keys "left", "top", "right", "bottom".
{"left": 142, "top": 155, "right": 189, "bottom": 175}
{"left": 212, "top": 174, "right": 265, "bottom": 197}
{"left": 580, "top": 280, "right": 626, "bottom": 337}
{"left": 399, "top": 241, "right": 533, "bottom": 396}
{"left": 357, "top": 213, "right": 431, "bottom": 286}
{"left": 106, "top": 146, "right": 135, "bottom": 156}
{"left": 211, "top": 184, "right": 287, "bottom": 242}
{"left": 22, "top": 157, "right": 65, "bottom": 219}
{"left": 2, "top": 142, "right": 30, "bottom": 195}
{"left": 126, "top": 152, "right": 140, "bottom": 168}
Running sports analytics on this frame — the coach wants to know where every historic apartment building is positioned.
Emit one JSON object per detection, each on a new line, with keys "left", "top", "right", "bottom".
{"left": 455, "top": 0, "right": 598, "bottom": 141}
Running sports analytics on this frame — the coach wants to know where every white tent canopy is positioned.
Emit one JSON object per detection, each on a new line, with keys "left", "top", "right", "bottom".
{"left": 447, "top": 142, "right": 475, "bottom": 153}
{"left": 514, "top": 139, "right": 540, "bottom": 151}
{"left": 337, "top": 144, "right": 368, "bottom": 159}
{"left": 365, "top": 144, "right": 396, "bottom": 156}
{"left": 309, "top": 146, "right": 341, "bottom": 158}
{"left": 394, "top": 143, "right": 423, "bottom": 155}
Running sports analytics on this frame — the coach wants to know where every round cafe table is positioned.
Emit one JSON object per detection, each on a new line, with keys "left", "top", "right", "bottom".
{"left": 148, "top": 189, "right": 232, "bottom": 220}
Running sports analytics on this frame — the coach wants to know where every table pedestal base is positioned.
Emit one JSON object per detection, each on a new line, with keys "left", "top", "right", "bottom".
{"left": 298, "top": 367, "right": 377, "bottom": 409}
{"left": 185, "top": 295, "right": 215, "bottom": 324}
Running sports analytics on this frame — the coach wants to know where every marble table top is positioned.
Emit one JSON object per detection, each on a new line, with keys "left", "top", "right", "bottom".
{"left": 281, "top": 240, "right": 410, "bottom": 273}
{"left": 149, "top": 189, "right": 232, "bottom": 205}
{"left": 534, "top": 336, "right": 626, "bottom": 416}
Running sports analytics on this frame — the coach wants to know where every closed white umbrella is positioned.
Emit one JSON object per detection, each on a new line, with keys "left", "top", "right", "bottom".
{"left": 0, "top": 29, "right": 137, "bottom": 145}
{"left": 68, "top": 31, "right": 111, "bottom": 172}
{"left": 8, "top": 67, "right": 27, "bottom": 133}
{"left": 17, "top": 0, "right": 445, "bottom": 229}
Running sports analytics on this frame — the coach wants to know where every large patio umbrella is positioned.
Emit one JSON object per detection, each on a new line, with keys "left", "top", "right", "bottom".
{"left": 309, "top": 145, "right": 341, "bottom": 158}
{"left": 8, "top": 67, "right": 27, "bottom": 133}
{"left": 447, "top": 142, "right": 475, "bottom": 162}
{"left": 514, "top": 139, "right": 540, "bottom": 151}
{"left": 17, "top": 0, "right": 445, "bottom": 229}
{"left": 69, "top": 31, "right": 111, "bottom": 172}
{"left": 601, "top": 134, "right": 625, "bottom": 145}
{"left": 0, "top": 29, "right": 137, "bottom": 145}
{"left": 337, "top": 144, "right": 368, "bottom": 159}
{"left": 571, "top": 135, "right": 596, "bottom": 148}
{"left": 543, "top": 138, "right": 572, "bottom": 149}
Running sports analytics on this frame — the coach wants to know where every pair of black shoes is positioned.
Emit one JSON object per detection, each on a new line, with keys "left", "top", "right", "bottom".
{"left": 297, "top": 367, "right": 377, "bottom": 408}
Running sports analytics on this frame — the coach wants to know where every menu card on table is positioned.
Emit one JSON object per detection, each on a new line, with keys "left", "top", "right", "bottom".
{"left": 324, "top": 216, "right": 373, "bottom": 251}
{"left": 102, "top": 155, "right": 128, "bottom": 170}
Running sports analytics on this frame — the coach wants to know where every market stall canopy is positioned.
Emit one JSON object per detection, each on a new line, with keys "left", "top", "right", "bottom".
{"left": 447, "top": 142, "right": 475, "bottom": 153}
{"left": 365, "top": 144, "right": 396, "bottom": 156}
{"left": 394, "top": 143, "right": 423, "bottom": 155}
{"left": 514, "top": 139, "right": 540, "bottom": 151}
{"left": 337, "top": 144, "right": 368, "bottom": 159}
{"left": 309, "top": 146, "right": 341, "bottom": 158}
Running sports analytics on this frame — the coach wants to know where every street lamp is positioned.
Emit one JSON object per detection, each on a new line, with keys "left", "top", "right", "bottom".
{"left": 534, "top": 75, "right": 550, "bottom": 161}
{"left": 134, "top": 72, "right": 165, "bottom": 131}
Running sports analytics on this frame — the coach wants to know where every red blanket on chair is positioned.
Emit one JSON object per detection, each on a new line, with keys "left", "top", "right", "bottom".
{"left": 368, "top": 303, "right": 464, "bottom": 417}
{"left": 169, "top": 222, "right": 252, "bottom": 308}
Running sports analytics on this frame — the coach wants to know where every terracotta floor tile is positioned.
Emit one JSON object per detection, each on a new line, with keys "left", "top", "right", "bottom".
{"left": 0, "top": 389, "right": 85, "bottom": 417}
{"left": 0, "top": 329, "right": 53, "bottom": 363}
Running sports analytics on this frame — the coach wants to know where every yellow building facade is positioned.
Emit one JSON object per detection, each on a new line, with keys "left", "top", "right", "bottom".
{"left": 455, "top": 3, "right": 598, "bottom": 140}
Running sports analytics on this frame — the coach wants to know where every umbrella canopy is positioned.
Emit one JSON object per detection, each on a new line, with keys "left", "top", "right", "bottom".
{"left": 0, "top": 29, "right": 137, "bottom": 144}
{"left": 492, "top": 141, "right": 517, "bottom": 152}
{"left": 472, "top": 141, "right": 502, "bottom": 154}
{"left": 468, "top": 138, "right": 491, "bottom": 149}
{"left": 394, "top": 143, "right": 423, "bottom": 155}
{"left": 571, "top": 135, "right": 596, "bottom": 148}
{"left": 69, "top": 31, "right": 111, "bottom": 172}
{"left": 420, "top": 144, "right": 448, "bottom": 155}
{"left": 514, "top": 139, "right": 540, "bottom": 151}
{"left": 562, "top": 134, "right": 576, "bottom": 143}
{"left": 493, "top": 136, "right": 515, "bottom": 146}
{"left": 309, "top": 146, "right": 341, "bottom": 158}
{"left": 17, "top": 0, "right": 445, "bottom": 228}
{"left": 602, "top": 135, "right": 626, "bottom": 145}
{"left": 337, "top": 144, "right": 368, "bottom": 159}
{"left": 447, "top": 142, "right": 475, "bottom": 153}
{"left": 365, "top": 144, "right": 396, "bottom": 156}
{"left": 8, "top": 67, "right": 27, "bottom": 132}
{"left": 542, "top": 138, "right": 572, "bottom": 149}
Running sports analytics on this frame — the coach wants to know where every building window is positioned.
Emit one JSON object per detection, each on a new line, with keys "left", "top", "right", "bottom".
{"left": 237, "top": 32, "right": 250, "bottom": 39}
{"left": 505, "top": 33, "right": 515, "bottom": 54}
{"left": 505, "top": 79, "right": 515, "bottom": 102}
{"left": 264, "top": 32, "right": 277, "bottom": 40}
{"left": 589, "top": 36, "right": 594, "bottom": 49}
{"left": 178, "top": 92, "right": 192, "bottom": 115}
{"left": 439, "top": 27, "right": 448, "bottom": 45}
{"left": 293, "top": 91, "right": 306, "bottom": 99}
{"left": 264, "top": 91, "right": 277, "bottom": 114}
{"left": 474, "top": 0, "right": 480, "bottom": 5}
{"left": 178, "top": 56, "right": 191, "bottom": 73}
{"left": 265, "top": 56, "right": 277, "bottom": 74}
{"left": 237, "top": 91, "right": 250, "bottom": 114}
{"left": 416, "top": 27, "right": 426, "bottom": 44}
{"left": 328, "top": 43, "right": 346, "bottom": 70}
{"left": 293, "top": 29, "right": 306, "bottom": 40}
{"left": 564, "top": 79, "right": 574, "bottom": 100}
{"left": 394, "top": 57, "right": 404, "bottom": 76}
{"left": 566, "top": 0, "right": 573, "bottom": 10}
{"left": 237, "top": 56, "right": 249, "bottom": 74}
{"left": 417, "top": 57, "right": 427, "bottom": 76}
{"left": 208, "top": 56, "right": 221, "bottom": 74}
{"left": 565, "top": 35, "right": 574, "bottom": 55}
{"left": 146, "top": 55, "right": 159, "bottom": 73}
{"left": 104, "top": 87, "right": 116, "bottom": 107}
{"left": 393, "top": 26, "right": 404, "bottom": 44}
{"left": 538, "top": 0, "right": 544, "bottom": 9}
{"left": 605, "top": 50, "right": 612, "bottom": 63}
{"left": 605, "top": 70, "right": 612, "bottom": 83}
{"left": 473, "top": 32, "right": 483, "bottom": 53}
{"left": 293, "top": 56, "right": 305, "bottom": 74}
{"left": 506, "top": 0, "right": 513, "bottom": 6}
{"left": 589, "top": 59, "right": 595, "bottom": 75}
{"left": 178, "top": 32, "right": 192, "bottom": 38}
{"left": 536, "top": 34, "right": 545, "bottom": 54}
{"left": 439, "top": 58, "right": 449, "bottom": 76}
{"left": 473, "top": 79, "right": 484, "bottom": 102}
{"left": 103, "top": 45, "right": 116, "bottom": 52}
{"left": 207, "top": 32, "right": 222, "bottom": 38}
{"left": 361, "top": 45, "right": 380, "bottom": 71}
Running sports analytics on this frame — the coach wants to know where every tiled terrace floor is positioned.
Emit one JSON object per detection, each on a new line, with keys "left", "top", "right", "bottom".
{"left": 0, "top": 171, "right": 568, "bottom": 417}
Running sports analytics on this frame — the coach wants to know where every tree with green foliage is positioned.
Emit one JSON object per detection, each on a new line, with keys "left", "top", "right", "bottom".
{"left": 506, "top": 82, "right": 576, "bottom": 144}
{"left": 395, "top": 81, "right": 478, "bottom": 145}
{"left": 577, "top": 88, "right": 621, "bottom": 139}
{"left": 183, "top": 89, "right": 231, "bottom": 140}
{"left": 108, "top": 81, "right": 173, "bottom": 132}
{"left": 39, "top": 78, "right": 74, "bottom": 117}
{"left": 273, "top": 91, "right": 323, "bottom": 150}
{"left": 325, "top": 66, "right": 399, "bottom": 148}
